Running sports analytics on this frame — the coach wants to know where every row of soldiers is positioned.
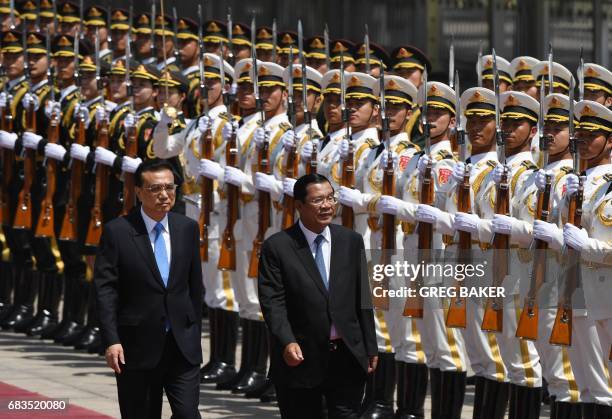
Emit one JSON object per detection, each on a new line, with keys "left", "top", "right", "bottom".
{"left": 0, "top": 2, "right": 611, "bottom": 418}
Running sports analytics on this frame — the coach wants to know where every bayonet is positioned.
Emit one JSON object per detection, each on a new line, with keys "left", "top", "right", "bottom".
{"left": 95, "top": 27, "right": 101, "bottom": 90}
{"left": 226, "top": 7, "right": 234, "bottom": 65}
{"left": 53, "top": 0, "right": 58, "bottom": 35}
{"left": 79, "top": 0, "right": 84, "bottom": 39}
{"left": 197, "top": 3, "right": 208, "bottom": 115}
{"left": 9, "top": 0, "right": 15, "bottom": 30}
{"left": 364, "top": 24, "right": 371, "bottom": 75}
{"left": 340, "top": 52, "right": 347, "bottom": 131}
{"left": 569, "top": 75, "right": 576, "bottom": 170}
{"left": 422, "top": 66, "right": 430, "bottom": 155}
{"left": 126, "top": 5, "right": 133, "bottom": 111}
{"left": 298, "top": 20, "right": 309, "bottom": 128}
{"left": 449, "top": 34, "right": 455, "bottom": 88}
{"left": 172, "top": 6, "right": 179, "bottom": 62}
{"left": 538, "top": 82, "right": 550, "bottom": 168}
{"left": 477, "top": 41, "right": 483, "bottom": 88}
{"left": 150, "top": 1, "right": 156, "bottom": 60}
{"left": 106, "top": 3, "right": 112, "bottom": 45}
{"left": 272, "top": 18, "right": 277, "bottom": 63}
{"left": 251, "top": 17, "right": 263, "bottom": 122}
{"left": 22, "top": 21, "right": 29, "bottom": 86}
{"left": 46, "top": 33, "right": 55, "bottom": 102}
{"left": 493, "top": 49, "right": 504, "bottom": 164}
{"left": 548, "top": 43, "right": 554, "bottom": 95}
{"left": 324, "top": 23, "right": 330, "bottom": 70}
{"left": 578, "top": 47, "right": 584, "bottom": 101}
{"left": 35, "top": 0, "right": 41, "bottom": 33}
{"left": 455, "top": 70, "right": 466, "bottom": 162}
{"left": 287, "top": 48, "right": 294, "bottom": 128}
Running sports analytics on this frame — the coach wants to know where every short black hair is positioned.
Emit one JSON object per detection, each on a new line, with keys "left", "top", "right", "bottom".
{"left": 134, "top": 158, "right": 175, "bottom": 187}
{"left": 294, "top": 174, "right": 332, "bottom": 202}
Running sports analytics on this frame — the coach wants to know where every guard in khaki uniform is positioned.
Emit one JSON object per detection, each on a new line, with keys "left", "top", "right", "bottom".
{"left": 380, "top": 81, "right": 463, "bottom": 418}
{"left": 152, "top": 53, "right": 237, "bottom": 386}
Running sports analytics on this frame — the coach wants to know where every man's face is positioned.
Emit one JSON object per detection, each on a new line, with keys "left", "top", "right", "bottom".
{"left": 109, "top": 74, "right": 127, "bottom": 103}
{"left": 155, "top": 35, "right": 174, "bottom": 61}
{"left": 501, "top": 118, "right": 535, "bottom": 150}
{"left": 292, "top": 89, "right": 320, "bottom": 117}
{"left": 543, "top": 121, "right": 570, "bottom": 156}
{"left": 27, "top": 52, "right": 48, "bottom": 79}
{"left": 133, "top": 78, "right": 156, "bottom": 107}
{"left": 236, "top": 82, "right": 255, "bottom": 110}
{"left": 204, "top": 78, "right": 222, "bottom": 107}
{"left": 60, "top": 21, "right": 79, "bottom": 37}
{"left": 427, "top": 108, "right": 455, "bottom": 138}
{"left": 4, "top": 52, "right": 24, "bottom": 78}
{"left": 513, "top": 80, "right": 538, "bottom": 99}
{"left": 331, "top": 60, "right": 355, "bottom": 72}
{"left": 85, "top": 25, "right": 109, "bottom": 46}
{"left": 306, "top": 57, "right": 327, "bottom": 75}
{"left": 347, "top": 97, "right": 377, "bottom": 130}
{"left": 80, "top": 72, "right": 98, "bottom": 99}
{"left": 466, "top": 115, "right": 496, "bottom": 149}
{"left": 256, "top": 48, "right": 273, "bottom": 63}
{"left": 135, "top": 33, "right": 152, "bottom": 58}
{"left": 584, "top": 89, "right": 612, "bottom": 108}
{"left": 356, "top": 63, "right": 381, "bottom": 78}
{"left": 111, "top": 29, "right": 128, "bottom": 52}
{"left": 386, "top": 102, "right": 411, "bottom": 132}
{"left": 157, "top": 87, "right": 184, "bottom": 109}
{"left": 179, "top": 38, "right": 198, "bottom": 65}
{"left": 295, "top": 181, "right": 336, "bottom": 229}
{"left": 204, "top": 41, "right": 221, "bottom": 55}
{"left": 323, "top": 93, "right": 342, "bottom": 125}
{"left": 260, "top": 85, "right": 285, "bottom": 113}
{"left": 483, "top": 79, "right": 511, "bottom": 93}
{"left": 56, "top": 55, "right": 75, "bottom": 81}
{"left": 135, "top": 169, "right": 176, "bottom": 215}
{"left": 577, "top": 129, "right": 611, "bottom": 160}
{"left": 233, "top": 45, "right": 251, "bottom": 60}
{"left": 396, "top": 67, "right": 423, "bottom": 88}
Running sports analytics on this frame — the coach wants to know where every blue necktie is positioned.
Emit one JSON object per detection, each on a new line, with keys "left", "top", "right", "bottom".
{"left": 154, "top": 222, "right": 169, "bottom": 287}
{"left": 314, "top": 235, "right": 328, "bottom": 289}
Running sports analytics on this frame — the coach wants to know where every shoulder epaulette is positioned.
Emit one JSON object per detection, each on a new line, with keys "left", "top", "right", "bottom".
{"left": 278, "top": 122, "right": 292, "bottom": 133}
{"left": 394, "top": 140, "right": 411, "bottom": 154}
{"left": 521, "top": 160, "right": 538, "bottom": 171}
{"left": 366, "top": 138, "right": 378, "bottom": 148}
{"left": 435, "top": 149, "right": 454, "bottom": 161}
{"left": 486, "top": 160, "right": 498, "bottom": 168}
{"left": 218, "top": 112, "right": 231, "bottom": 122}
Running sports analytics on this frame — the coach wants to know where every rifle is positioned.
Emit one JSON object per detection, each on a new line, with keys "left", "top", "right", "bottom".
{"left": 404, "top": 67, "right": 431, "bottom": 318}
{"left": 35, "top": 35, "right": 58, "bottom": 238}
{"left": 248, "top": 18, "right": 271, "bottom": 278}
{"left": 196, "top": 2, "right": 213, "bottom": 262}
{"left": 376, "top": 66, "right": 392, "bottom": 311}
{"left": 447, "top": 70, "right": 470, "bottom": 328}
{"left": 339, "top": 53, "right": 354, "bottom": 229}
{"left": 481, "top": 50, "right": 509, "bottom": 332}
{"left": 218, "top": 43, "right": 238, "bottom": 271}
{"left": 120, "top": 6, "right": 137, "bottom": 216}
{"left": 550, "top": 77, "right": 579, "bottom": 346}
{"left": 59, "top": 36, "right": 84, "bottom": 241}
{"left": 14, "top": 24, "right": 35, "bottom": 230}
{"left": 516, "top": 82, "right": 553, "bottom": 340}
{"left": 281, "top": 47, "right": 297, "bottom": 230}
{"left": 85, "top": 28, "right": 107, "bottom": 247}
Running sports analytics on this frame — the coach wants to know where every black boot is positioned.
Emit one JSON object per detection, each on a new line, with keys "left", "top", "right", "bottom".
{"left": 13, "top": 268, "right": 39, "bottom": 332}
{"left": 472, "top": 376, "right": 486, "bottom": 419}
{"left": 508, "top": 383, "right": 518, "bottom": 419}
{"left": 201, "top": 309, "right": 238, "bottom": 384}
{"left": 395, "top": 361, "right": 428, "bottom": 419}
{"left": 594, "top": 404, "right": 612, "bottom": 419}
{"left": 439, "top": 370, "right": 466, "bottom": 419}
{"left": 0, "top": 260, "right": 15, "bottom": 320}
{"left": 2, "top": 265, "right": 34, "bottom": 330}
{"left": 553, "top": 401, "right": 582, "bottom": 419}
{"left": 200, "top": 307, "right": 219, "bottom": 378}
{"left": 217, "top": 318, "right": 250, "bottom": 391}
{"left": 232, "top": 319, "right": 268, "bottom": 394}
{"left": 60, "top": 280, "right": 88, "bottom": 346}
{"left": 74, "top": 284, "right": 99, "bottom": 350}
{"left": 429, "top": 368, "right": 442, "bottom": 419}
{"left": 583, "top": 403, "right": 597, "bottom": 419}
{"left": 26, "top": 272, "right": 57, "bottom": 335}
{"left": 245, "top": 327, "right": 273, "bottom": 400}
{"left": 50, "top": 275, "right": 79, "bottom": 342}
{"left": 518, "top": 386, "right": 542, "bottom": 419}
{"left": 361, "top": 352, "right": 395, "bottom": 418}
{"left": 480, "top": 378, "right": 509, "bottom": 419}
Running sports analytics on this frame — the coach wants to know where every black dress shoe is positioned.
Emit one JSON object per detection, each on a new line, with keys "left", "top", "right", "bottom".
{"left": 61, "top": 325, "right": 87, "bottom": 346}
{"left": 74, "top": 327, "right": 99, "bottom": 350}
{"left": 216, "top": 370, "right": 245, "bottom": 391}
{"left": 362, "top": 402, "right": 395, "bottom": 419}
{"left": 245, "top": 377, "right": 273, "bottom": 399}
{"left": 26, "top": 312, "right": 56, "bottom": 336}
{"left": 232, "top": 371, "right": 267, "bottom": 394}
{"left": 13, "top": 311, "right": 37, "bottom": 333}
{"left": 40, "top": 319, "right": 67, "bottom": 340}
{"left": 0, "top": 303, "right": 13, "bottom": 322}
{"left": 258, "top": 380, "right": 276, "bottom": 403}
{"left": 53, "top": 321, "right": 81, "bottom": 344}
{"left": 201, "top": 362, "right": 236, "bottom": 384}
{"left": 200, "top": 362, "right": 221, "bottom": 381}
{"left": 1, "top": 306, "right": 33, "bottom": 330}
{"left": 86, "top": 333, "right": 103, "bottom": 354}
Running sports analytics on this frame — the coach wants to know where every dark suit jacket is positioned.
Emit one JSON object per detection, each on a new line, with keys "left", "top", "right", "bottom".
{"left": 94, "top": 207, "right": 203, "bottom": 370}
{"left": 258, "top": 223, "right": 377, "bottom": 388}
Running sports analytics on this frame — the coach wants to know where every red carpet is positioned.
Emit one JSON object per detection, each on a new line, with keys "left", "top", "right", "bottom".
{"left": 0, "top": 381, "right": 113, "bottom": 418}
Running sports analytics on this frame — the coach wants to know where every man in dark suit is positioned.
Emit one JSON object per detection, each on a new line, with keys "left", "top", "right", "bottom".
{"left": 94, "top": 159, "right": 203, "bottom": 419}
{"left": 258, "top": 173, "right": 378, "bottom": 419}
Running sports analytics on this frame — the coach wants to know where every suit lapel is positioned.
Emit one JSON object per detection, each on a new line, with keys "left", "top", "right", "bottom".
{"left": 328, "top": 225, "right": 342, "bottom": 296}
{"left": 129, "top": 209, "right": 166, "bottom": 289}
{"left": 167, "top": 213, "right": 180, "bottom": 288}
{"left": 289, "top": 224, "right": 328, "bottom": 297}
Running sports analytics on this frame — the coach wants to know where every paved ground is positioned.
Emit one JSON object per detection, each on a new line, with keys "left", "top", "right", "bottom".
{"left": 0, "top": 327, "right": 550, "bottom": 418}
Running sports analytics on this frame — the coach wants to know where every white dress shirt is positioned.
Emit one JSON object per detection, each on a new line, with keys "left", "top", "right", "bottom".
{"left": 298, "top": 220, "right": 339, "bottom": 340}
{"left": 141, "top": 207, "right": 171, "bottom": 265}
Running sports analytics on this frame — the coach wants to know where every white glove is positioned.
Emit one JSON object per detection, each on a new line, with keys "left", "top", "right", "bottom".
{"left": 22, "top": 131, "right": 43, "bottom": 150}
{"left": 563, "top": 223, "right": 589, "bottom": 251}
{"left": 124, "top": 113, "right": 136, "bottom": 130}
{"left": 492, "top": 214, "right": 517, "bottom": 236}
{"left": 533, "top": 220, "right": 563, "bottom": 250}
{"left": 73, "top": 103, "right": 91, "bottom": 128}
{"left": 254, "top": 172, "right": 281, "bottom": 193}
{"left": 197, "top": 115, "right": 212, "bottom": 134}
{"left": 416, "top": 204, "right": 442, "bottom": 224}
{"left": 281, "top": 130, "right": 298, "bottom": 152}
{"left": 283, "top": 178, "right": 297, "bottom": 197}
{"left": 44, "top": 100, "right": 61, "bottom": 119}
{"left": 44, "top": 143, "right": 67, "bottom": 161}
{"left": 121, "top": 156, "right": 142, "bottom": 174}
{"left": 95, "top": 106, "right": 108, "bottom": 124}
{"left": 222, "top": 120, "right": 239, "bottom": 142}
{"left": 70, "top": 143, "right": 90, "bottom": 162}
{"left": 198, "top": 158, "right": 223, "bottom": 180}
{"left": 417, "top": 154, "right": 432, "bottom": 176}
{"left": 94, "top": 146, "right": 117, "bottom": 167}
{"left": 338, "top": 186, "right": 363, "bottom": 208}
{"left": 254, "top": 126, "right": 271, "bottom": 149}
{"left": 452, "top": 162, "right": 470, "bottom": 183}
{"left": 377, "top": 195, "right": 403, "bottom": 215}
{"left": 454, "top": 212, "right": 481, "bottom": 235}
{"left": 338, "top": 139, "right": 350, "bottom": 159}
{"left": 0, "top": 92, "right": 12, "bottom": 108}
{"left": 224, "top": 166, "right": 248, "bottom": 187}
{"left": 535, "top": 169, "right": 552, "bottom": 192}
{"left": 492, "top": 163, "right": 507, "bottom": 184}
{"left": 565, "top": 174, "right": 582, "bottom": 197}
{"left": 22, "top": 92, "right": 40, "bottom": 111}
{"left": 379, "top": 150, "right": 398, "bottom": 170}
{"left": 300, "top": 140, "right": 314, "bottom": 161}
{"left": 230, "top": 82, "right": 238, "bottom": 96}
{"left": 0, "top": 130, "right": 17, "bottom": 149}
